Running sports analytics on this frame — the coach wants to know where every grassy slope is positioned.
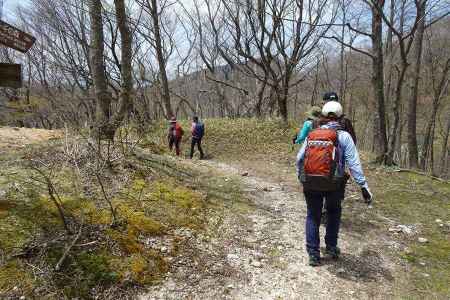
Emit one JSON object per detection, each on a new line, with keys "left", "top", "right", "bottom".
{"left": 153, "top": 118, "right": 450, "bottom": 298}
{"left": 0, "top": 134, "right": 250, "bottom": 299}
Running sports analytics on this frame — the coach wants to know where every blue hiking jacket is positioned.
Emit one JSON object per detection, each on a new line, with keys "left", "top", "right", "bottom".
{"left": 296, "top": 121, "right": 368, "bottom": 189}
{"left": 295, "top": 120, "right": 313, "bottom": 144}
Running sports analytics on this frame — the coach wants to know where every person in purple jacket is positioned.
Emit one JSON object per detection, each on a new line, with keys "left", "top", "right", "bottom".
{"left": 190, "top": 116, "right": 205, "bottom": 159}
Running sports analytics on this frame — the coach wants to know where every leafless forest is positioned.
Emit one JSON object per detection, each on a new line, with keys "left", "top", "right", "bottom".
{"left": 0, "top": 0, "right": 449, "bottom": 176}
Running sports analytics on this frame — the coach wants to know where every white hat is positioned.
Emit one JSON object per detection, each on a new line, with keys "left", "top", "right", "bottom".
{"left": 322, "top": 101, "right": 343, "bottom": 118}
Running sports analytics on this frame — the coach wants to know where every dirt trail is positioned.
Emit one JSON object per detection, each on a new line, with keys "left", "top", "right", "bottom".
{"left": 142, "top": 159, "right": 397, "bottom": 300}
{"left": 0, "top": 127, "right": 62, "bottom": 149}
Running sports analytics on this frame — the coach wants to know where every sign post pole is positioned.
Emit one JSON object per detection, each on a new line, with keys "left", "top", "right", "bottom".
{"left": 0, "top": 20, "right": 35, "bottom": 88}
{"left": 0, "top": 63, "right": 21, "bottom": 88}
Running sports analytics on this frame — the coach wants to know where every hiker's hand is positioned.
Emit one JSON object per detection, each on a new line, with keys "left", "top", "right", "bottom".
{"left": 361, "top": 187, "right": 373, "bottom": 205}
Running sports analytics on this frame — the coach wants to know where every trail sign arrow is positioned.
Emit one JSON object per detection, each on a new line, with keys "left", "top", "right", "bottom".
{"left": 0, "top": 20, "right": 35, "bottom": 53}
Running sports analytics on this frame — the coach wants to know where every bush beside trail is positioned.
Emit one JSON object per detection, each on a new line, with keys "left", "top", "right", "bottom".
{"left": 0, "top": 127, "right": 250, "bottom": 299}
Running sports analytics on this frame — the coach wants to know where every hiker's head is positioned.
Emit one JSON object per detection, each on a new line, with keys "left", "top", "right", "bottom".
{"left": 170, "top": 116, "right": 177, "bottom": 124}
{"left": 193, "top": 116, "right": 199, "bottom": 123}
{"left": 322, "top": 101, "right": 343, "bottom": 120}
{"left": 322, "top": 92, "right": 339, "bottom": 105}
{"left": 305, "top": 106, "right": 322, "bottom": 120}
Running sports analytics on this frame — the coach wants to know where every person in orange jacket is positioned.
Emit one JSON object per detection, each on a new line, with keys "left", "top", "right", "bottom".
{"left": 167, "top": 117, "right": 184, "bottom": 156}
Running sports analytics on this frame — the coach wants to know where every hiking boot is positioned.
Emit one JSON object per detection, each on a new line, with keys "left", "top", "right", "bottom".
{"left": 325, "top": 246, "right": 340, "bottom": 259}
{"left": 308, "top": 255, "right": 321, "bottom": 267}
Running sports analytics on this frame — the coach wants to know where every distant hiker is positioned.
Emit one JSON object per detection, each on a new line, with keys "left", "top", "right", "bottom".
{"left": 294, "top": 106, "right": 322, "bottom": 144}
{"left": 167, "top": 117, "right": 184, "bottom": 156}
{"left": 296, "top": 101, "right": 372, "bottom": 266}
{"left": 320, "top": 92, "right": 357, "bottom": 144}
{"left": 190, "top": 116, "right": 205, "bottom": 159}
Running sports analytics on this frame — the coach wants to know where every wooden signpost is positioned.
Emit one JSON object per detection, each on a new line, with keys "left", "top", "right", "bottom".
{"left": 0, "top": 20, "right": 35, "bottom": 88}
{"left": 0, "top": 63, "right": 21, "bottom": 88}
{"left": 0, "top": 20, "right": 35, "bottom": 53}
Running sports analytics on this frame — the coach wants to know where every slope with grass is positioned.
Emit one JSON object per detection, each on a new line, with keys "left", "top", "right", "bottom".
{"left": 0, "top": 127, "right": 253, "bottom": 299}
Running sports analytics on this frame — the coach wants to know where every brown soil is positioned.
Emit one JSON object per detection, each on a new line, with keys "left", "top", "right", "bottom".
{"left": 0, "top": 127, "right": 62, "bottom": 149}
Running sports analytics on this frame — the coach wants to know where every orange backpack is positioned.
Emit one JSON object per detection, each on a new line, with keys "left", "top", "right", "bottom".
{"left": 301, "top": 128, "right": 343, "bottom": 191}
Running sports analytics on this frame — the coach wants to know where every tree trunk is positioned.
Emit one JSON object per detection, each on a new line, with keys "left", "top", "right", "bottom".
{"left": 420, "top": 105, "right": 437, "bottom": 170}
{"left": 255, "top": 79, "right": 267, "bottom": 118}
{"left": 278, "top": 88, "right": 288, "bottom": 123}
{"left": 386, "top": 63, "right": 408, "bottom": 165}
{"left": 311, "top": 58, "right": 320, "bottom": 106}
{"left": 371, "top": 0, "right": 388, "bottom": 162}
{"left": 278, "top": 75, "right": 290, "bottom": 123}
{"left": 149, "top": 0, "right": 173, "bottom": 119}
{"left": 420, "top": 61, "right": 450, "bottom": 170}
{"left": 89, "top": 0, "right": 112, "bottom": 137}
{"left": 439, "top": 118, "right": 450, "bottom": 178}
{"left": 407, "top": 0, "right": 426, "bottom": 168}
{"left": 112, "top": 0, "right": 133, "bottom": 127}
{"left": 339, "top": 1, "right": 346, "bottom": 105}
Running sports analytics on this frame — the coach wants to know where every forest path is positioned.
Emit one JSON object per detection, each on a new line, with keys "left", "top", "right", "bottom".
{"left": 143, "top": 157, "right": 397, "bottom": 300}
{"left": 0, "top": 126, "right": 62, "bottom": 150}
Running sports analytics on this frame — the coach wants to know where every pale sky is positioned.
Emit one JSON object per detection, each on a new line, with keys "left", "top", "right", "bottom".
{"left": 2, "top": 0, "right": 30, "bottom": 22}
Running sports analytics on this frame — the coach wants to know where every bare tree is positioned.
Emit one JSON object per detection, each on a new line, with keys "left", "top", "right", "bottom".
{"left": 407, "top": 0, "right": 427, "bottom": 168}
{"left": 136, "top": 0, "right": 175, "bottom": 118}
{"left": 88, "top": 0, "right": 134, "bottom": 138}
{"left": 217, "top": 0, "right": 336, "bottom": 122}
{"left": 420, "top": 24, "right": 450, "bottom": 171}
{"left": 112, "top": 0, "right": 134, "bottom": 126}
{"left": 327, "top": 0, "right": 389, "bottom": 162}
{"left": 89, "top": 0, "right": 113, "bottom": 137}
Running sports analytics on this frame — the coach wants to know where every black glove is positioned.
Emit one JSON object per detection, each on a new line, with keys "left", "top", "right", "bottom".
{"left": 361, "top": 187, "right": 373, "bottom": 205}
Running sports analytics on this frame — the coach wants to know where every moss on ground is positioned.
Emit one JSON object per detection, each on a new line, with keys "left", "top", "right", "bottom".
{"left": 367, "top": 169, "right": 450, "bottom": 298}
{"left": 0, "top": 260, "right": 37, "bottom": 295}
{"left": 0, "top": 132, "right": 249, "bottom": 298}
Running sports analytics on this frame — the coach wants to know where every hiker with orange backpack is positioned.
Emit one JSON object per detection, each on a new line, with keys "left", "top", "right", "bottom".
{"left": 294, "top": 92, "right": 356, "bottom": 145}
{"left": 298, "top": 92, "right": 357, "bottom": 226}
{"left": 167, "top": 117, "right": 184, "bottom": 156}
{"left": 296, "top": 101, "right": 372, "bottom": 266}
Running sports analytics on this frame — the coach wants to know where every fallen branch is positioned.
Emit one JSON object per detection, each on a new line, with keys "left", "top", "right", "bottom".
{"left": 74, "top": 241, "right": 98, "bottom": 247}
{"left": 55, "top": 223, "right": 83, "bottom": 272}
{"left": 29, "top": 164, "right": 72, "bottom": 234}
{"left": 95, "top": 173, "right": 118, "bottom": 226}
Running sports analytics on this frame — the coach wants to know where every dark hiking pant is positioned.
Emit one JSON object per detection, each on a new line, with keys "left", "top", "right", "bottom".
{"left": 190, "top": 137, "right": 204, "bottom": 159}
{"left": 322, "top": 178, "right": 348, "bottom": 224}
{"left": 304, "top": 189, "right": 343, "bottom": 258}
{"left": 169, "top": 137, "right": 181, "bottom": 156}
